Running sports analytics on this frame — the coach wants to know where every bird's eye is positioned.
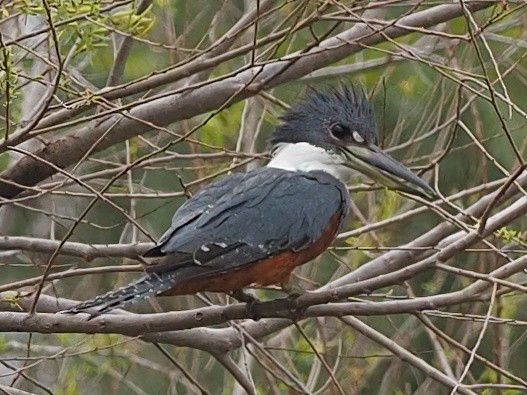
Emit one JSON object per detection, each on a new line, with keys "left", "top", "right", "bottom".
{"left": 352, "top": 130, "right": 365, "bottom": 144}
{"left": 329, "top": 123, "right": 348, "bottom": 140}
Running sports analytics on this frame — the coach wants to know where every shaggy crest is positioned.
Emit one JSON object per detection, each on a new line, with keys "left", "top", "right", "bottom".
{"left": 271, "top": 84, "right": 378, "bottom": 150}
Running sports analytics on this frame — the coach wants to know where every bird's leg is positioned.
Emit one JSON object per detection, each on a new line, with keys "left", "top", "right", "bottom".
{"left": 230, "top": 289, "right": 259, "bottom": 304}
{"left": 230, "top": 289, "right": 263, "bottom": 321}
{"left": 279, "top": 281, "right": 308, "bottom": 320}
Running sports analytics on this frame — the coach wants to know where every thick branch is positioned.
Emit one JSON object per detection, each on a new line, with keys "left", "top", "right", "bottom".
{"left": 1, "top": 250, "right": 526, "bottom": 340}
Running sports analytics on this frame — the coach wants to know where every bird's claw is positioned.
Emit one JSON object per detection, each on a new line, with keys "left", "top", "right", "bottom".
{"left": 230, "top": 290, "right": 264, "bottom": 321}
{"left": 247, "top": 294, "right": 306, "bottom": 322}
{"left": 283, "top": 293, "right": 307, "bottom": 321}
{"left": 246, "top": 298, "right": 263, "bottom": 321}
{"left": 230, "top": 289, "right": 259, "bottom": 304}
{"left": 231, "top": 289, "right": 306, "bottom": 321}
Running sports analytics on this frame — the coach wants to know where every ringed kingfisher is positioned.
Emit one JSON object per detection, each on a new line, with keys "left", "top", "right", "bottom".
{"left": 66, "top": 85, "right": 435, "bottom": 316}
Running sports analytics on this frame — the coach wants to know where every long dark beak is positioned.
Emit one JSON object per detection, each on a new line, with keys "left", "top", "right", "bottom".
{"left": 342, "top": 144, "right": 437, "bottom": 199}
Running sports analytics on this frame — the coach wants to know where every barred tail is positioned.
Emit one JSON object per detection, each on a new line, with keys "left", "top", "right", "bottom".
{"left": 62, "top": 272, "right": 177, "bottom": 318}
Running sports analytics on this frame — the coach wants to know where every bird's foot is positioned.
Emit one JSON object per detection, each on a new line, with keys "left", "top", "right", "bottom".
{"left": 230, "top": 290, "right": 263, "bottom": 321}
{"left": 283, "top": 292, "right": 307, "bottom": 321}
{"left": 230, "top": 289, "right": 259, "bottom": 304}
{"left": 279, "top": 282, "right": 310, "bottom": 319}
{"left": 230, "top": 288, "right": 307, "bottom": 322}
{"left": 247, "top": 293, "right": 306, "bottom": 322}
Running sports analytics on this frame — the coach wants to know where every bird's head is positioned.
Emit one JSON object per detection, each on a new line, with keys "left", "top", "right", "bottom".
{"left": 268, "top": 85, "right": 436, "bottom": 199}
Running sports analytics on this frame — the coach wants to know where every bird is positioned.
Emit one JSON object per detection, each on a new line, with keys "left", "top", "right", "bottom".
{"left": 64, "top": 85, "right": 435, "bottom": 317}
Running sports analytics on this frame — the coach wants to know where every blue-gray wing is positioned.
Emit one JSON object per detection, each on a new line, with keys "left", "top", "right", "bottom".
{"left": 154, "top": 172, "right": 247, "bottom": 247}
{"left": 145, "top": 167, "right": 349, "bottom": 277}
